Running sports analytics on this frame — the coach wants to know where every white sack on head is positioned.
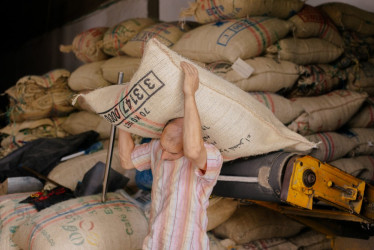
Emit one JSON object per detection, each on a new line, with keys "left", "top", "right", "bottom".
{"left": 75, "top": 39, "right": 316, "bottom": 160}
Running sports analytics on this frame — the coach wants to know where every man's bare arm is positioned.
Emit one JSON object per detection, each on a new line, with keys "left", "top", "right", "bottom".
{"left": 118, "top": 129, "right": 136, "bottom": 170}
{"left": 181, "top": 62, "right": 207, "bottom": 170}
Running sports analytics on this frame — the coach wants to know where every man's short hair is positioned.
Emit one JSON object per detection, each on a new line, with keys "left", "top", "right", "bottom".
{"left": 163, "top": 117, "right": 183, "bottom": 132}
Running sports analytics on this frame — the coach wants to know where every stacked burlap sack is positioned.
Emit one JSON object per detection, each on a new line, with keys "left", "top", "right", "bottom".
{"left": 1, "top": 69, "right": 78, "bottom": 157}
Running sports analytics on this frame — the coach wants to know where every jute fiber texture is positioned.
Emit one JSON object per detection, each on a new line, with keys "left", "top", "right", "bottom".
{"left": 76, "top": 39, "right": 316, "bottom": 160}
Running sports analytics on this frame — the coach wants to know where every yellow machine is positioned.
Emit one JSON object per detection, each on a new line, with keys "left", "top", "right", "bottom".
{"left": 213, "top": 152, "right": 374, "bottom": 239}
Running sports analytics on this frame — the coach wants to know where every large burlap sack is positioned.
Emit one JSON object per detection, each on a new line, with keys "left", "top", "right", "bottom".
{"left": 212, "top": 205, "right": 304, "bottom": 244}
{"left": 288, "top": 64, "right": 347, "bottom": 97}
{"left": 249, "top": 92, "right": 303, "bottom": 124}
{"left": 0, "top": 117, "right": 69, "bottom": 157}
{"left": 266, "top": 37, "right": 343, "bottom": 65}
{"left": 44, "top": 147, "right": 123, "bottom": 191}
{"left": 206, "top": 57, "right": 300, "bottom": 93}
{"left": 335, "top": 31, "right": 374, "bottom": 69}
{"left": 305, "top": 132, "right": 357, "bottom": 162}
{"left": 75, "top": 39, "right": 316, "bottom": 160}
{"left": 6, "top": 69, "right": 75, "bottom": 122}
{"left": 288, "top": 90, "right": 368, "bottom": 135}
{"left": 330, "top": 155, "right": 374, "bottom": 182}
{"left": 320, "top": 3, "right": 374, "bottom": 36}
{"left": 0, "top": 192, "right": 36, "bottom": 250}
{"left": 346, "top": 128, "right": 374, "bottom": 157}
{"left": 122, "top": 22, "right": 190, "bottom": 58}
{"left": 180, "top": 0, "right": 304, "bottom": 24}
{"left": 172, "top": 17, "right": 292, "bottom": 63}
{"left": 61, "top": 111, "right": 112, "bottom": 139}
{"left": 289, "top": 5, "right": 343, "bottom": 47}
{"left": 60, "top": 27, "right": 109, "bottom": 63}
{"left": 207, "top": 197, "right": 238, "bottom": 231}
{"left": 68, "top": 61, "right": 111, "bottom": 91}
{"left": 347, "top": 97, "right": 374, "bottom": 128}
{"left": 101, "top": 56, "right": 141, "bottom": 84}
{"left": 347, "top": 62, "right": 374, "bottom": 96}
{"left": 101, "top": 18, "right": 156, "bottom": 56}
{"left": 12, "top": 193, "right": 148, "bottom": 250}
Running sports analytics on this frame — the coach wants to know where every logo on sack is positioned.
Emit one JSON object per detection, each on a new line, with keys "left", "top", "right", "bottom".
{"left": 99, "top": 71, "right": 165, "bottom": 126}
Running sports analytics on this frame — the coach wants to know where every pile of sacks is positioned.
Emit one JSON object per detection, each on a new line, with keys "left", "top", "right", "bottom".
{"left": 1, "top": 0, "right": 374, "bottom": 249}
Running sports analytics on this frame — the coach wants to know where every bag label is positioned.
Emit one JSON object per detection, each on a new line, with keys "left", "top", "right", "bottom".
{"left": 99, "top": 71, "right": 165, "bottom": 126}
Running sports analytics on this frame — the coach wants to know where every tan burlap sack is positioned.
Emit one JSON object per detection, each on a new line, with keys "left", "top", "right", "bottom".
{"left": 0, "top": 192, "right": 36, "bottom": 250}
{"left": 320, "top": 3, "right": 374, "bottom": 36}
{"left": 101, "top": 18, "right": 156, "bottom": 56}
{"left": 212, "top": 205, "right": 304, "bottom": 244}
{"left": 75, "top": 39, "right": 315, "bottom": 160}
{"left": 347, "top": 62, "right": 374, "bottom": 96}
{"left": 305, "top": 132, "right": 357, "bottom": 162}
{"left": 68, "top": 61, "right": 111, "bottom": 91}
{"left": 122, "top": 22, "right": 190, "bottom": 58}
{"left": 289, "top": 5, "right": 343, "bottom": 47}
{"left": 6, "top": 69, "right": 75, "bottom": 122}
{"left": 173, "top": 17, "right": 292, "bottom": 63}
{"left": 330, "top": 155, "right": 374, "bottom": 182}
{"left": 100, "top": 56, "right": 141, "bottom": 84}
{"left": 180, "top": 0, "right": 304, "bottom": 24}
{"left": 289, "top": 64, "right": 347, "bottom": 97}
{"left": 44, "top": 147, "right": 123, "bottom": 191}
{"left": 347, "top": 97, "right": 374, "bottom": 128}
{"left": 288, "top": 90, "right": 368, "bottom": 135}
{"left": 60, "top": 27, "right": 109, "bottom": 63}
{"left": 249, "top": 92, "right": 303, "bottom": 124}
{"left": 0, "top": 117, "right": 68, "bottom": 157}
{"left": 266, "top": 37, "right": 343, "bottom": 65}
{"left": 61, "top": 111, "right": 113, "bottom": 139}
{"left": 12, "top": 193, "right": 148, "bottom": 250}
{"left": 347, "top": 128, "right": 374, "bottom": 157}
{"left": 206, "top": 57, "right": 300, "bottom": 93}
{"left": 207, "top": 197, "right": 238, "bottom": 231}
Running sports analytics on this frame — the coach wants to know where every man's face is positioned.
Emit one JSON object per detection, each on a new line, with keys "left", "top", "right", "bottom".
{"left": 160, "top": 123, "right": 184, "bottom": 161}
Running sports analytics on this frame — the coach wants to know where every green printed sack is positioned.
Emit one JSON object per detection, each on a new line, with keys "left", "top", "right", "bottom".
{"left": 12, "top": 193, "right": 148, "bottom": 250}
{"left": 0, "top": 192, "right": 36, "bottom": 250}
{"left": 75, "top": 39, "right": 316, "bottom": 160}
{"left": 172, "top": 17, "right": 292, "bottom": 63}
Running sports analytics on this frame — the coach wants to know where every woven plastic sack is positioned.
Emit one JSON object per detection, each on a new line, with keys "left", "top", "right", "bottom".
{"left": 207, "top": 197, "right": 238, "bottom": 231}
{"left": 122, "top": 22, "right": 190, "bottom": 57}
{"left": 101, "top": 18, "right": 156, "bottom": 56}
{"left": 206, "top": 57, "right": 300, "bottom": 93}
{"left": 173, "top": 17, "right": 292, "bottom": 63}
{"left": 266, "top": 37, "right": 343, "bottom": 65}
{"left": 179, "top": 0, "right": 304, "bottom": 24}
{"left": 75, "top": 39, "right": 316, "bottom": 160}
{"left": 289, "top": 5, "right": 343, "bottom": 47}
{"left": 13, "top": 193, "right": 148, "bottom": 250}
{"left": 288, "top": 90, "right": 368, "bottom": 135}
{"left": 60, "top": 27, "right": 109, "bottom": 63}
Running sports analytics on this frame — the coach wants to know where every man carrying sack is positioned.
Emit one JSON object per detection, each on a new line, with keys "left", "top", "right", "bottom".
{"left": 119, "top": 61, "right": 223, "bottom": 249}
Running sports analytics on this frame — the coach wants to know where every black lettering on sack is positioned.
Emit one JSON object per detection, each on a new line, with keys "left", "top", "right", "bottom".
{"left": 99, "top": 71, "right": 165, "bottom": 126}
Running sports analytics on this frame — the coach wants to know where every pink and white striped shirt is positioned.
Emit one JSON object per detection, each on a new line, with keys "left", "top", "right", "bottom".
{"left": 131, "top": 140, "right": 223, "bottom": 250}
